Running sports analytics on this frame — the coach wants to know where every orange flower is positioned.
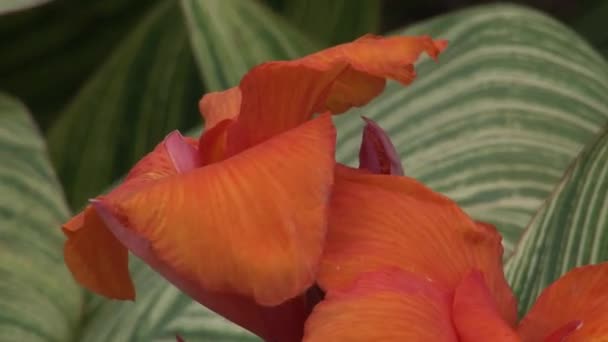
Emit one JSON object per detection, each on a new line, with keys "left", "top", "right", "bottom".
{"left": 62, "top": 34, "right": 446, "bottom": 341}
{"left": 303, "top": 122, "right": 608, "bottom": 341}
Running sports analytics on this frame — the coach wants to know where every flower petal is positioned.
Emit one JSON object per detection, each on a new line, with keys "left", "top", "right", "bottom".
{"left": 453, "top": 271, "right": 520, "bottom": 342}
{"left": 198, "top": 87, "right": 241, "bottom": 132}
{"left": 197, "top": 35, "right": 447, "bottom": 153}
{"left": 225, "top": 62, "right": 347, "bottom": 154}
{"left": 518, "top": 262, "right": 608, "bottom": 341}
{"left": 303, "top": 269, "right": 458, "bottom": 341}
{"left": 63, "top": 209, "right": 134, "bottom": 299}
{"left": 95, "top": 114, "right": 336, "bottom": 307}
{"left": 358, "top": 117, "right": 404, "bottom": 175}
{"left": 319, "top": 166, "right": 517, "bottom": 325}
{"left": 62, "top": 131, "right": 198, "bottom": 299}
{"left": 304, "top": 34, "right": 447, "bottom": 114}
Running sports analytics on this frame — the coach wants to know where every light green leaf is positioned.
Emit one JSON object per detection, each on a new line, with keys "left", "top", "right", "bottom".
{"left": 0, "top": 0, "right": 50, "bottom": 15}
{"left": 505, "top": 125, "right": 608, "bottom": 315}
{"left": 80, "top": 261, "right": 258, "bottom": 342}
{"left": 281, "top": 0, "right": 380, "bottom": 45}
{"left": 333, "top": 4, "right": 608, "bottom": 253}
{"left": 181, "top": 0, "right": 320, "bottom": 91}
{"left": 0, "top": 93, "right": 82, "bottom": 341}
{"left": 47, "top": 1, "right": 203, "bottom": 209}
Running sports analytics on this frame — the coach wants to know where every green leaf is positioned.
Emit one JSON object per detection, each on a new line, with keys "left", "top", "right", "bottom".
{"left": 47, "top": 1, "right": 203, "bottom": 210}
{"left": 570, "top": 0, "right": 608, "bottom": 58}
{"left": 505, "top": 125, "right": 608, "bottom": 315}
{"left": 79, "top": 261, "right": 258, "bottom": 342}
{"left": 181, "top": 0, "right": 320, "bottom": 91}
{"left": 280, "top": 0, "right": 380, "bottom": 45}
{"left": 0, "top": 0, "right": 50, "bottom": 15}
{"left": 0, "top": 93, "right": 82, "bottom": 341}
{"left": 333, "top": 4, "right": 608, "bottom": 253}
{"left": 0, "top": 0, "right": 158, "bottom": 129}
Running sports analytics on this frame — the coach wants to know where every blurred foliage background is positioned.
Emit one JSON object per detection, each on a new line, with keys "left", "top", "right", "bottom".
{"left": 1, "top": 0, "right": 606, "bottom": 132}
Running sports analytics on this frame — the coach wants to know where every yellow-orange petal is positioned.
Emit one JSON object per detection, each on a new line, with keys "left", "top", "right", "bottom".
{"left": 63, "top": 209, "right": 134, "bottom": 299}
{"left": 318, "top": 166, "right": 518, "bottom": 325}
{"left": 453, "top": 271, "right": 520, "bottom": 342}
{"left": 96, "top": 115, "right": 336, "bottom": 306}
{"left": 62, "top": 131, "right": 198, "bottom": 299}
{"left": 199, "top": 87, "right": 241, "bottom": 132}
{"left": 518, "top": 262, "right": 608, "bottom": 341}
{"left": 303, "top": 269, "right": 458, "bottom": 341}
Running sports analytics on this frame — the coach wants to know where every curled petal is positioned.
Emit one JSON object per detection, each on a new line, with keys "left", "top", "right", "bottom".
{"left": 518, "top": 262, "right": 608, "bottom": 341}
{"left": 358, "top": 117, "right": 404, "bottom": 175}
{"left": 319, "top": 166, "right": 517, "bottom": 325}
{"left": 95, "top": 115, "right": 336, "bottom": 307}
{"left": 198, "top": 34, "right": 447, "bottom": 153}
{"left": 305, "top": 34, "right": 447, "bottom": 114}
{"left": 226, "top": 62, "right": 347, "bottom": 154}
{"left": 304, "top": 269, "right": 458, "bottom": 341}
{"left": 453, "top": 271, "right": 519, "bottom": 342}
{"left": 62, "top": 131, "right": 198, "bottom": 299}
{"left": 63, "top": 209, "right": 134, "bottom": 299}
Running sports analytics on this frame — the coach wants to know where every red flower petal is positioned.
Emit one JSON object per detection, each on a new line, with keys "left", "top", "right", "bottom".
{"left": 94, "top": 115, "right": 336, "bottom": 307}
{"left": 518, "top": 262, "right": 608, "bottom": 341}
{"left": 198, "top": 34, "right": 447, "bottom": 154}
{"left": 453, "top": 271, "right": 520, "bottom": 341}
{"left": 304, "top": 269, "right": 458, "bottom": 341}
{"left": 62, "top": 131, "right": 198, "bottom": 299}
{"left": 318, "top": 166, "right": 518, "bottom": 325}
{"left": 303, "top": 270, "right": 458, "bottom": 342}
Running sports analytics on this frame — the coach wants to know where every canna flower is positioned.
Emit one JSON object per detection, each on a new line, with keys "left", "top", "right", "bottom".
{"left": 303, "top": 123, "right": 608, "bottom": 341}
{"left": 62, "top": 34, "right": 446, "bottom": 341}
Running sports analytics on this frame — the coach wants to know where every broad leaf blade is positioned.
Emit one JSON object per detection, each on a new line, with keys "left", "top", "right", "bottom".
{"left": 505, "top": 125, "right": 608, "bottom": 315}
{"left": 47, "top": 1, "right": 203, "bottom": 209}
{"left": 333, "top": 4, "right": 608, "bottom": 253}
{"left": 0, "top": 93, "right": 82, "bottom": 341}
{"left": 281, "top": 0, "right": 380, "bottom": 45}
{"left": 181, "top": 0, "right": 320, "bottom": 91}
{"left": 0, "top": 0, "right": 158, "bottom": 129}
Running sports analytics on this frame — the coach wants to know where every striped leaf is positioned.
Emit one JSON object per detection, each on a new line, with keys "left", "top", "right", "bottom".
{"left": 505, "top": 125, "right": 608, "bottom": 315}
{"left": 181, "top": 0, "right": 320, "bottom": 91}
{"left": 47, "top": 1, "right": 203, "bottom": 209}
{"left": 0, "top": 93, "right": 82, "bottom": 341}
{"left": 280, "top": 0, "right": 380, "bottom": 45}
{"left": 0, "top": 0, "right": 158, "bottom": 129}
{"left": 333, "top": 4, "right": 608, "bottom": 253}
{"left": 79, "top": 260, "right": 258, "bottom": 342}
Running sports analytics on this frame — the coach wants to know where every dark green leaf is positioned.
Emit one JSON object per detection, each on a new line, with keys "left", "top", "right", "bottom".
{"left": 47, "top": 1, "right": 203, "bottom": 209}
{"left": 181, "top": 0, "right": 320, "bottom": 91}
